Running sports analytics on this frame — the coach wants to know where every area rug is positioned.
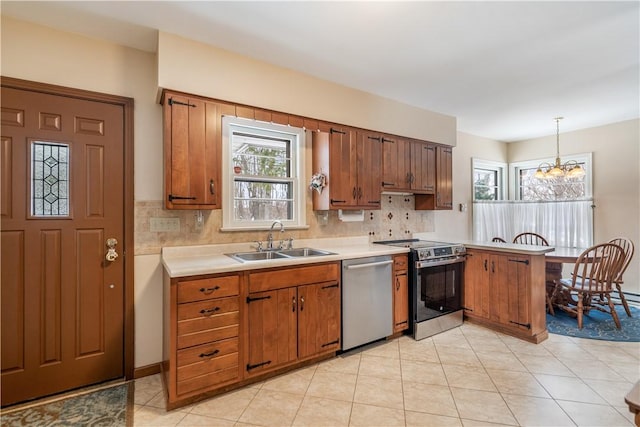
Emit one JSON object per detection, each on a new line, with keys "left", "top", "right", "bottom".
{"left": 546, "top": 305, "right": 640, "bottom": 342}
{"left": 1, "top": 381, "right": 133, "bottom": 427}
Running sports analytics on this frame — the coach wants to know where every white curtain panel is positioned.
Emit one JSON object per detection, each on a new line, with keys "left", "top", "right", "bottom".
{"left": 473, "top": 199, "right": 594, "bottom": 248}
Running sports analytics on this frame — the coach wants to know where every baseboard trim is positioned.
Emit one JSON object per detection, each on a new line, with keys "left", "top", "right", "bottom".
{"left": 133, "top": 363, "right": 161, "bottom": 379}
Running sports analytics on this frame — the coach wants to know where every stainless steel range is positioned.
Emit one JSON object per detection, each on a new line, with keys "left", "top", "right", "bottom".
{"left": 375, "top": 239, "right": 466, "bottom": 340}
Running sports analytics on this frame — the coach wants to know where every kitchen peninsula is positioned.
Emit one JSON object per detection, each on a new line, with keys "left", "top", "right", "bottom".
{"left": 161, "top": 237, "right": 554, "bottom": 409}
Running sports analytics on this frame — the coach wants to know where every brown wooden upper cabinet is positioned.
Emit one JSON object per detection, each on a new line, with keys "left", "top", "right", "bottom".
{"left": 162, "top": 90, "right": 234, "bottom": 209}
{"left": 312, "top": 126, "right": 383, "bottom": 210}
{"left": 382, "top": 138, "right": 435, "bottom": 194}
{"left": 415, "top": 145, "right": 453, "bottom": 210}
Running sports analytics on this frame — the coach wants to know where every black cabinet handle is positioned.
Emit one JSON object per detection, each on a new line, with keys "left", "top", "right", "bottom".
{"left": 484, "top": 259, "right": 488, "bottom": 271}
{"left": 246, "top": 295, "right": 271, "bottom": 303}
{"left": 199, "top": 285, "right": 220, "bottom": 294}
{"left": 209, "top": 179, "right": 215, "bottom": 195}
{"left": 247, "top": 360, "right": 271, "bottom": 371}
{"left": 199, "top": 349, "right": 220, "bottom": 358}
{"left": 509, "top": 259, "right": 530, "bottom": 265}
{"left": 331, "top": 199, "right": 346, "bottom": 204}
{"left": 330, "top": 128, "right": 346, "bottom": 135}
{"left": 168, "top": 98, "right": 196, "bottom": 107}
{"left": 169, "top": 194, "right": 197, "bottom": 202}
{"left": 199, "top": 307, "right": 220, "bottom": 316}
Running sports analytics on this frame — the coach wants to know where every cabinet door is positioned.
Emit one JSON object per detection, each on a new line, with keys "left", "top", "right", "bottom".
{"left": 463, "top": 250, "right": 491, "bottom": 319}
{"left": 393, "top": 272, "right": 409, "bottom": 332}
{"left": 505, "top": 255, "right": 532, "bottom": 331}
{"left": 297, "top": 282, "right": 341, "bottom": 359}
{"left": 382, "top": 136, "right": 411, "bottom": 191}
{"left": 435, "top": 146, "right": 453, "bottom": 209}
{"left": 246, "top": 288, "right": 297, "bottom": 375}
{"left": 328, "top": 127, "right": 358, "bottom": 208}
{"left": 411, "top": 141, "right": 435, "bottom": 193}
{"left": 164, "top": 94, "right": 232, "bottom": 209}
{"left": 356, "top": 131, "right": 382, "bottom": 209}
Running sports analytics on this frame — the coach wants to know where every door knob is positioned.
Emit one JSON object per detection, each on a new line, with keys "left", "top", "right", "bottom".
{"left": 105, "top": 238, "right": 118, "bottom": 262}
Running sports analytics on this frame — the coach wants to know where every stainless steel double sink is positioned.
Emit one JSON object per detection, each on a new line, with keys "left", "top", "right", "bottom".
{"left": 226, "top": 247, "right": 335, "bottom": 263}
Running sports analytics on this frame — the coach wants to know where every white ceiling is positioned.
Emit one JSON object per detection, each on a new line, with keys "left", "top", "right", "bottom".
{"left": 2, "top": 1, "right": 639, "bottom": 142}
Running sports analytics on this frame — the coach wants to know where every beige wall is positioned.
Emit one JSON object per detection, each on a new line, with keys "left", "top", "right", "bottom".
{"left": 157, "top": 32, "right": 457, "bottom": 145}
{"left": 508, "top": 119, "right": 640, "bottom": 294}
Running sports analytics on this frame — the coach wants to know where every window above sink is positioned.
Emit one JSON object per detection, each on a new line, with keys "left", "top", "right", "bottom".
{"left": 221, "top": 116, "right": 308, "bottom": 231}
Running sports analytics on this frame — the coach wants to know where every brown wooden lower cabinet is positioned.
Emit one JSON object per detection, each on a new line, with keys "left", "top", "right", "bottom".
{"left": 162, "top": 262, "right": 341, "bottom": 410}
{"left": 392, "top": 254, "right": 409, "bottom": 333}
{"left": 462, "top": 248, "right": 548, "bottom": 343}
{"left": 245, "top": 263, "right": 341, "bottom": 376}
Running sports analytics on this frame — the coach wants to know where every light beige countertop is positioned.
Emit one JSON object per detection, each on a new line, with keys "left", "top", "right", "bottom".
{"left": 459, "top": 240, "right": 556, "bottom": 256}
{"left": 162, "top": 236, "right": 408, "bottom": 278}
{"left": 162, "top": 237, "right": 557, "bottom": 278}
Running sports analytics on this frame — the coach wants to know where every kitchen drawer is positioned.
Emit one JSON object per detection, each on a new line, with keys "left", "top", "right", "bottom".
{"left": 177, "top": 362, "right": 239, "bottom": 396}
{"left": 178, "top": 310, "right": 239, "bottom": 338}
{"left": 178, "top": 296, "right": 239, "bottom": 321}
{"left": 177, "top": 338, "right": 238, "bottom": 367}
{"left": 178, "top": 275, "right": 240, "bottom": 303}
{"left": 177, "top": 324, "right": 239, "bottom": 349}
{"left": 249, "top": 262, "right": 339, "bottom": 293}
{"left": 393, "top": 254, "right": 408, "bottom": 273}
{"left": 177, "top": 351, "right": 238, "bottom": 381}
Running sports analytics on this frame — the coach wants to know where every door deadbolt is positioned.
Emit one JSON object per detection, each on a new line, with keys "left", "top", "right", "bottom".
{"left": 106, "top": 238, "right": 118, "bottom": 262}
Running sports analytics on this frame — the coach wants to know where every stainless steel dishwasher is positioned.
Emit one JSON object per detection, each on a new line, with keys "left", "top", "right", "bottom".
{"left": 341, "top": 255, "right": 393, "bottom": 350}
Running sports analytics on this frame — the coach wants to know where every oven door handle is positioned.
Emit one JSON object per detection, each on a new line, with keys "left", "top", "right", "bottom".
{"left": 416, "top": 257, "right": 466, "bottom": 268}
{"left": 344, "top": 260, "right": 394, "bottom": 270}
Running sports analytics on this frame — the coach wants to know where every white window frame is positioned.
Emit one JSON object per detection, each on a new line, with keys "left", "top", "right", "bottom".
{"left": 509, "top": 153, "right": 592, "bottom": 200}
{"left": 221, "top": 116, "right": 307, "bottom": 231}
{"left": 472, "top": 158, "right": 507, "bottom": 201}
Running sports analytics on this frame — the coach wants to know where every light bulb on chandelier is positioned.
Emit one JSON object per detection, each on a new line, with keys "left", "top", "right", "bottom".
{"left": 534, "top": 117, "right": 585, "bottom": 180}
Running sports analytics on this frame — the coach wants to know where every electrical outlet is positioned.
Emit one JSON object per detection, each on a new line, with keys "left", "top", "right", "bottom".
{"left": 150, "top": 217, "right": 180, "bottom": 232}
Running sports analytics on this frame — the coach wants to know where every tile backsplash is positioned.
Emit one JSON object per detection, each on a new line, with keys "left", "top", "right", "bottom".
{"left": 135, "top": 194, "right": 434, "bottom": 255}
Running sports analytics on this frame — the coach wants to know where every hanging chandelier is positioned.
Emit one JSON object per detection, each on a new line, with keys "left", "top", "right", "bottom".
{"left": 534, "top": 117, "right": 585, "bottom": 179}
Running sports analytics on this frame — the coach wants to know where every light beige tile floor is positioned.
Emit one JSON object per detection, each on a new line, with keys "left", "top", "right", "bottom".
{"left": 132, "top": 323, "right": 640, "bottom": 426}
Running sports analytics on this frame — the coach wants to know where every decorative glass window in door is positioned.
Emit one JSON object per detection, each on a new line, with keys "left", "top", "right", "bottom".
{"left": 31, "top": 141, "right": 70, "bottom": 216}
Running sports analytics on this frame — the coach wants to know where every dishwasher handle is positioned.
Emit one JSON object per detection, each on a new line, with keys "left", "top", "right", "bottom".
{"left": 344, "top": 260, "right": 393, "bottom": 270}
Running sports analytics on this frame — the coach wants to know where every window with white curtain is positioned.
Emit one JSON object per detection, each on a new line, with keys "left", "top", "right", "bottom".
{"left": 473, "top": 153, "right": 593, "bottom": 247}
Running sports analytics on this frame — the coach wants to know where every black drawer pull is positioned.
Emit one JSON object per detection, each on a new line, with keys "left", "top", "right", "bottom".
{"left": 321, "top": 339, "right": 339, "bottom": 348}
{"left": 199, "top": 285, "right": 220, "bottom": 294}
{"left": 199, "top": 349, "right": 220, "bottom": 358}
{"left": 331, "top": 199, "right": 346, "bottom": 204}
{"left": 199, "top": 307, "right": 220, "bottom": 316}
{"left": 246, "top": 295, "right": 271, "bottom": 303}
{"left": 322, "top": 284, "right": 339, "bottom": 289}
{"left": 368, "top": 136, "right": 381, "bottom": 142}
{"left": 508, "top": 259, "right": 530, "bottom": 265}
{"left": 381, "top": 138, "right": 394, "bottom": 143}
{"left": 247, "top": 360, "right": 271, "bottom": 371}
{"left": 168, "top": 194, "right": 197, "bottom": 201}
{"left": 382, "top": 182, "right": 396, "bottom": 187}
{"left": 330, "top": 128, "right": 346, "bottom": 135}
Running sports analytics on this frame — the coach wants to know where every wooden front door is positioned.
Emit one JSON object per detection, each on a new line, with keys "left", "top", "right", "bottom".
{"left": 1, "top": 84, "right": 127, "bottom": 406}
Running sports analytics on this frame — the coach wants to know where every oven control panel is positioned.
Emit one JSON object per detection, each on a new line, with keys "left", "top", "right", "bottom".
{"left": 415, "top": 244, "right": 466, "bottom": 262}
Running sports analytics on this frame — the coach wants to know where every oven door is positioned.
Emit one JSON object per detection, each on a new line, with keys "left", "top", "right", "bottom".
{"left": 413, "top": 257, "right": 465, "bottom": 324}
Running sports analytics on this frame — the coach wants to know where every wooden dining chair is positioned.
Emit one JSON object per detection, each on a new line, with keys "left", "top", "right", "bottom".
{"left": 512, "top": 232, "right": 549, "bottom": 246}
{"left": 492, "top": 237, "right": 507, "bottom": 243}
{"left": 511, "top": 232, "right": 556, "bottom": 314}
{"left": 549, "top": 242, "right": 626, "bottom": 329}
{"left": 607, "top": 238, "right": 635, "bottom": 317}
